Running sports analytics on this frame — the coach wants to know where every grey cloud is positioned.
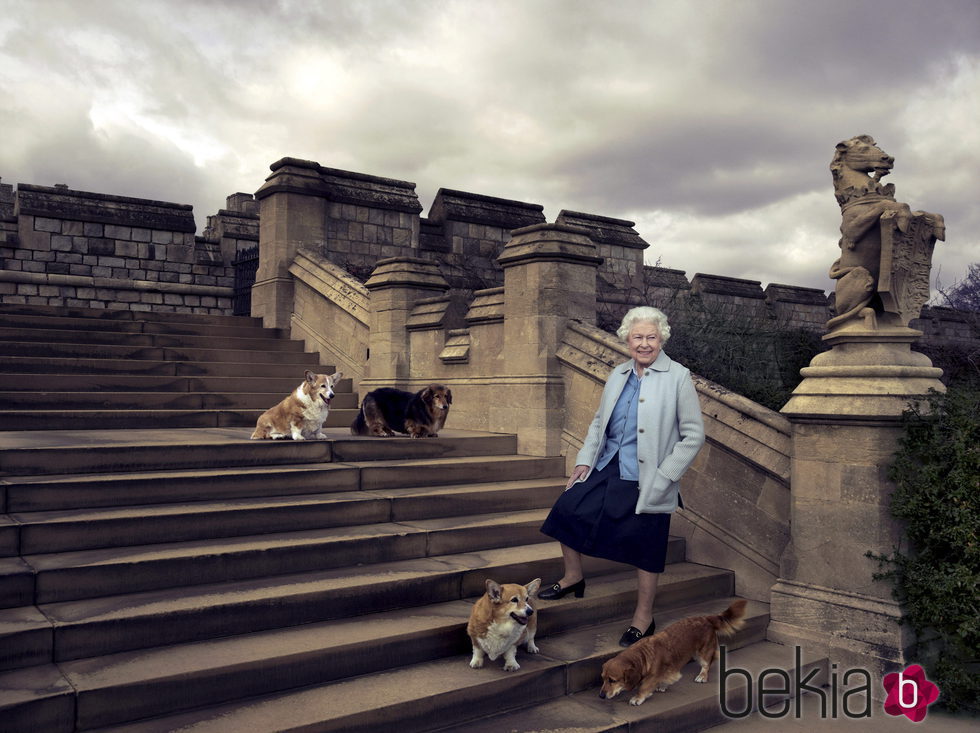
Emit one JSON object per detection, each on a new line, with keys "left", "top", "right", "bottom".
{"left": 0, "top": 0, "right": 976, "bottom": 290}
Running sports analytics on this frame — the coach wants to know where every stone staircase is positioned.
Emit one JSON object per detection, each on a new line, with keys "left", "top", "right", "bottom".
{"left": 0, "top": 303, "right": 359, "bottom": 431}
{"left": 0, "top": 304, "right": 824, "bottom": 732}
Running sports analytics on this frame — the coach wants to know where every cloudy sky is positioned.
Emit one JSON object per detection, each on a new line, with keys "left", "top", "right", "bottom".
{"left": 1, "top": 0, "right": 977, "bottom": 294}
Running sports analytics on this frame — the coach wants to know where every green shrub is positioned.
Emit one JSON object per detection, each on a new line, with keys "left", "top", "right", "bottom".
{"left": 872, "top": 385, "right": 980, "bottom": 712}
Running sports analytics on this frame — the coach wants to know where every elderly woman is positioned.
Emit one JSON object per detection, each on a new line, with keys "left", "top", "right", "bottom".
{"left": 538, "top": 306, "right": 705, "bottom": 646}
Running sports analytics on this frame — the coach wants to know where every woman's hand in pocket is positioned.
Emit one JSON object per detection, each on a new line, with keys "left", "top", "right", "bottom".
{"left": 566, "top": 465, "right": 590, "bottom": 489}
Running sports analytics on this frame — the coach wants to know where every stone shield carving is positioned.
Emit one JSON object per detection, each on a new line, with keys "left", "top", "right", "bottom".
{"left": 877, "top": 212, "right": 937, "bottom": 327}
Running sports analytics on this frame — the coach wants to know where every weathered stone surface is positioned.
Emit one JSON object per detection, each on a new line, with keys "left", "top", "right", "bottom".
{"left": 428, "top": 188, "right": 544, "bottom": 229}
{"left": 16, "top": 184, "right": 195, "bottom": 232}
{"left": 555, "top": 210, "right": 647, "bottom": 250}
{"left": 0, "top": 179, "right": 14, "bottom": 220}
{"left": 691, "top": 273, "right": 765, "bottom": 300}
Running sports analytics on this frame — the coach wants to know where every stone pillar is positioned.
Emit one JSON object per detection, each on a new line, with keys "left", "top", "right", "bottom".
{"left": 252, "top": 159, "right": 329, "bottom": 329}
{"left": 497, "top": 223, "right": 602, "bottom": 455}
{"left": 773, "top": 322, "right": 945, "bottom": 681}
{"left": 362, "top": 257, "right": 450, "bottom": 387}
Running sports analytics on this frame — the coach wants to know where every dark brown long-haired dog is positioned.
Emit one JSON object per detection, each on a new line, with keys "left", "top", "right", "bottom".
{"left": 599, "top": 600, "right": 747, "bottom": 706}
{"left": 350, "top": 384, "right": 452, "bottom": 438}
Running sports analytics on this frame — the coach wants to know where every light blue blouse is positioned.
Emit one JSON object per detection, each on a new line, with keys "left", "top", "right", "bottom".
{"left": 594, "top": 368, "right": 641, "bottom": 480}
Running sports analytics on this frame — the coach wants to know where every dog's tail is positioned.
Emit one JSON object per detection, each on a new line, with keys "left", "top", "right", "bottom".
{"left": 710, "top": 599, "right": 748, "bottom": 638}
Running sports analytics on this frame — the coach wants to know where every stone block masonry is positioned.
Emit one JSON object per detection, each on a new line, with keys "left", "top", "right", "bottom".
{"left": 0, "top": 177, "right": 14, "bottom": 220}
{"left": 1, "top": 184, "right": 234, "bottom": 313}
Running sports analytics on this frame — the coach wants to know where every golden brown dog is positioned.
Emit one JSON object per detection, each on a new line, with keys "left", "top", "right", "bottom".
{"left": 599, "top": 600, "right": 747, "bottom": 706}
{"left": 467, "top": 578, "right": 540, "bottom": 671}
{"left": 350, "top": 384, "right": 452, "bottom": 438}
{"left": 250, "top": 370, "right": 343, "bottom": 440}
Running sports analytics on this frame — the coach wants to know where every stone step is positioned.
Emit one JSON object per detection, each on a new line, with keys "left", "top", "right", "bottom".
{"left": 32, "top": 549, "right": 708, "bottom": 663}
{"left": 0, "top": 538, "right": 712, "bottom": 680}
{"left": 0, "top": 557, "right": 33, "bottom": 609}
{"left": 0, "top": 406, "right": 359, "bottom": 431}
{"left": 436, "top": 640, "right": 828, "bottom": 733}
{"left": 10, "top": 477, "right": 563, "bottom": 554}
{"left": 0, "top": 312, "right": 287, "bottom": 339}
{"left": 0, "top": 427, "right": 512, "bottom": 476}
{"left": 0, "top": 302, "right": 263, "bottom": 328}
{"left": 0, "top": 356, "right": 338, "bottom": 377}
{"left": 0, "top": 326, "right": 309, "bottom": 353}
{"left": 23, "top": 509, "right": 554, "bottom": 604}
{"left": 0, "top": 516, "right": 16, "bottom": 554}
{"left": 0, "top": 406, "right": 355, "bottom": 431}
{"left": 3, "top": 453, "right": 564, "bottom": 511}
{"left": 0, "top": 340, "right": 321, "bottom": 364}
{"left": 0, "top": 391, "right": 360, "bottom": 410}
{"left": 0, "top": 584, "right": 756, "bottom": 733}
{"left": 0, "top": 544, "right": 695, "bottom": 675}
{"left": 60, "top": 594, "right": 766, "bottom": 731}
{"left": 71, "top": 604, "right": 787, "bottom": 733}
{"left": 0, "top": 374, "right": 343, "bottom": 394}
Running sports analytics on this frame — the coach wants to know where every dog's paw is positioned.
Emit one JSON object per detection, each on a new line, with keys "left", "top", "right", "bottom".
{"left": 525, "top": 641, "right": 539, "bottom": 654}
{"left": 655, "top": 685, "right": 669, "bottom": 692}
{"left": 694, "top": 673, "right": 708, "bottom": 683}
{"left": 503, "top": 661, "right": 520, "bottom": 671}
{"left": 469, "top": 658, "right": 483, "bottom": 669}
{"left": 629, "top": 695, "right": 648, "bottom": 706}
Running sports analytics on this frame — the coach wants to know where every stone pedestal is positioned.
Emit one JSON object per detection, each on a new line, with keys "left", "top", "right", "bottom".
{"left": 363, "top": 257, "right": 449, "bottom": 386}
{"left": 774, "top": 320, "right": 945, "bottom": 683}
{"left": 497, "top": 223, "right": 601, "bottom": 455}
{"left": 252, "top": 161, "right": 329, "bottom": 329}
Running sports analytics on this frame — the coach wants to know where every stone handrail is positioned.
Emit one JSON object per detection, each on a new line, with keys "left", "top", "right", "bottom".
{"left": 287, "top": 247, "right": 370, "bottom": 385}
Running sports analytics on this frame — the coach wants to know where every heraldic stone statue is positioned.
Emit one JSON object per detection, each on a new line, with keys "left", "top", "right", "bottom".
{"left": 828, "top": 135, "right": 945, "bottom": 332}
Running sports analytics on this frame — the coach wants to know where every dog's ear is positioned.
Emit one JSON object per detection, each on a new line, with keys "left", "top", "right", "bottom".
{"left": 623, "top": 662, "right": 641, "bottom": 690}
{"left": 525, "top": 578, "right": 541, "bottom": 596}
{"left": 331, "top": 371, "right": 343, "bottom": 383}
{"left": 485, "top": 579, "right": 502, "bottom": 602}
{"left": 420, "top": 387, "right": 434, "bottom": 404}
{"left": 305, "top": 370, "right": 315, "bottom": 383}
{"left": 446, "top": 388, "right": 453, "bottom": 405}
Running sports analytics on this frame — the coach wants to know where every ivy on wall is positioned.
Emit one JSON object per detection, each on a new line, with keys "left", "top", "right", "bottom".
{"left": 871, "top": 385, "right": 980, "bottom": 712}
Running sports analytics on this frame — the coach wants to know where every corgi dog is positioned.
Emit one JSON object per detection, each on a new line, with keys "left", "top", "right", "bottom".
{"left": 599, "top": 600, "right": 747, "bottom": 706}
{"left": 251, "top": 370, "right": 343, "bottom": 440}
{"left": 467, "top": 578, "right": 541, "bottom": 671}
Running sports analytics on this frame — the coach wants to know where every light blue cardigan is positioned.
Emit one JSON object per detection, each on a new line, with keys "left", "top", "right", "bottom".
{"left": 573, "top": 351, "right": 705, "bottom": 514}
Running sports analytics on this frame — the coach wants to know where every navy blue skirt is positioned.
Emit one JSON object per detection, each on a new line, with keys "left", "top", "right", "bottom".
{"left": 540, "top": 455, "right": 672, "bottom": 573}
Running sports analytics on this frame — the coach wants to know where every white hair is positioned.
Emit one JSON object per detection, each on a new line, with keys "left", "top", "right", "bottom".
{"left": 616, "top": 306, "right": 671, "bottom": 343}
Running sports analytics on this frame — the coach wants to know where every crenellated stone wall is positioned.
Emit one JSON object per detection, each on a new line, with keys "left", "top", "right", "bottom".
{"left": 202, "top": 192, "right": 260, "bottom": 265}
{"left": 0, "top": 183, "right": 234, "bottom": 313}
{"left": 1, "top": 161, "right": 974, "bottom": 358}
{"left": 421, "top": 188, "right": 546, "bottom": 289}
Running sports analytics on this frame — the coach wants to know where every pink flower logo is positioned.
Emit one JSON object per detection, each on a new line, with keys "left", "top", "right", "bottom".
{"left": 882, "top": 664, "right": 940, "bottom": 722}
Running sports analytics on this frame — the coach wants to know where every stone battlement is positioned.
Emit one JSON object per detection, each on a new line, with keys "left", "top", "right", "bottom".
{"left": 1, "top": 161, "right": 975, "bottom": 351}
{"left": 0, "top": 182, "right": 233, "bottom": 313}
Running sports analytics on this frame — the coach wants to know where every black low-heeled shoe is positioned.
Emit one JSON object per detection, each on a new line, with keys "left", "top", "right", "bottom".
{"left": 618, "top": 620, "right": 656, "bottom": 647}
{"left": 537, "top": 579, "right": 586, "bottom": 600}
